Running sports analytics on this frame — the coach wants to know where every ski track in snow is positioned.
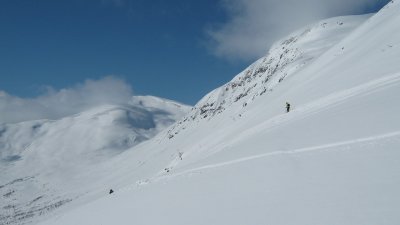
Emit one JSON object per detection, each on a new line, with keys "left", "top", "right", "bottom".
{"left": 112, "top": 73, "right": 400, "bottom": 195}
{"left": 233, "top": 72, "right": 400, "bottom": 146}
{"left": 184, "top": 72, "right": 400, "bottom": 164}
{"left": 131, "top": 130, "right": 400, "bottom": 188}
{"left": 123, "top": 73, "right": 400, "bottom": 190}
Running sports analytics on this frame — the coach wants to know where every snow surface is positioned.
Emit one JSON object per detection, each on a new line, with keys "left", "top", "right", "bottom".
{"left": 4, "top": 1, "right": 400, "bottom": 224}
{"left": 0, "top": 96, "right": 190, "bottom": 225}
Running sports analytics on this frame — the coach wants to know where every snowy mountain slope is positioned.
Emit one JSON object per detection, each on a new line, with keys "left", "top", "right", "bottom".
{"left": 0, "top": 96, "right": 190, "bottom": 225}
{"left": 35, "top": 1, "right": 400, "bottom": 224}
{"left": 165, "top": 13, "right": 370, "bottom": 139}
{"left": 39, "top": 133, "right": 400, "bottom": 225}
{"left": 163, "top": 13, "right": 372, "bottom": 165}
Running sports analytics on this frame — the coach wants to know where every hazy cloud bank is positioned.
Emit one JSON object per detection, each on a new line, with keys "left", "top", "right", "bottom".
{"left": 0, "top": 77, "right": 133, "bottom": 124}
{"left": 207, "top": 0, "right": 388, "bottom": 61}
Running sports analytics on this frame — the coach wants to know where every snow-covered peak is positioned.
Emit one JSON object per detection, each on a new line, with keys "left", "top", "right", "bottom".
{"left": 0, "top": 95, "right": 190, "bottom": 225}
{"left": 3, "top": 1, "right": 400, "bottom": 224}
{"left": 130, "top": 95, "right": 189, "bottom": 110}
{"left": 33, "top": 1, "right": 400, "bottom": 224}
{"left": 167, "top": 14, "right": 370, "bottom": 139}
{"left": 1, "top": 96, "right": 189, "bottom": 166}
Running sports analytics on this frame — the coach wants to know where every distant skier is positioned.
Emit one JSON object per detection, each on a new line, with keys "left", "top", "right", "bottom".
{"left": 178, "top": 152, "right": 183, "bottom": 160}
{"left": 286, "top": 102, "right": 291, "bottom": 113}
{"left": 109, "top": 189, "right": 114, "bottom": 194}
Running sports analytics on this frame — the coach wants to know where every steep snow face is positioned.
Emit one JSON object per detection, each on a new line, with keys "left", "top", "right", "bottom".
{"left": 166, "top": 14, "right": 370, "bottom": 139}
{"left": 0, "top": 95, "right": 190, "bottom": 225}
{"left": 36, "top": 1, "right": 400, "bottom": 225}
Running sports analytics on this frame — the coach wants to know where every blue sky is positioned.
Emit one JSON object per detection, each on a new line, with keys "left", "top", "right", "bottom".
{"left": 0, "top": 0, "right": 389, "bottom": 105}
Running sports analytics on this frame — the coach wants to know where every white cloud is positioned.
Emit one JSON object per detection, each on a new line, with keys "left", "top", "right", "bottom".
{"left": 0, "top": 77, "right": 133, "bottom": 124}
{"left": 207, "top": 0, "right": 387, "bottom": 61}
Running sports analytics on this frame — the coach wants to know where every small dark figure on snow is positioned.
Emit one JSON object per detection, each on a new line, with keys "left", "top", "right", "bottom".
{"left": 178, "top": 152, "right": 183, "bottom": 160}
{"left": 109, "top": 189, "right": 114, "bottom": 194}
{"left": 286, "top": 102, "right": 291, "bottom": 113}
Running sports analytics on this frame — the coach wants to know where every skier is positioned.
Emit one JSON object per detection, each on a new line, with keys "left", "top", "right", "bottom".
{"left": 178, "top": 152, "right": 183, "bottom": 160}
{"left": 109, "top": 189, "right": 114, "bottom": 194}
{"left": 286, "top": 102, "right": 291, "bottom": 113}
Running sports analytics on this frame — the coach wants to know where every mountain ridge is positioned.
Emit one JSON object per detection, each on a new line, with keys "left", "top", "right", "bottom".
{"left": 2, "top": 1, "right": 400, "bottom": 224}
{"left": 0, "top": 95, "right": 190, "bottom": 225}
{"left": 36, "top": 1, "right": 400, "bottom": 224}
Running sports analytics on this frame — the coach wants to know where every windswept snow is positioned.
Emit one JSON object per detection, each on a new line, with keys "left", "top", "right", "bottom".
{"left": 40, "top": 133, "right": 400, "bottom": 225}
{"left": 3, "top": 1, "right": 400, "bottom": 225}
{"left": 0, "top": 96, "right": 190, "bottom": 225}
{"left": 170, "top": 13, "right": 371, "bottom": 131}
